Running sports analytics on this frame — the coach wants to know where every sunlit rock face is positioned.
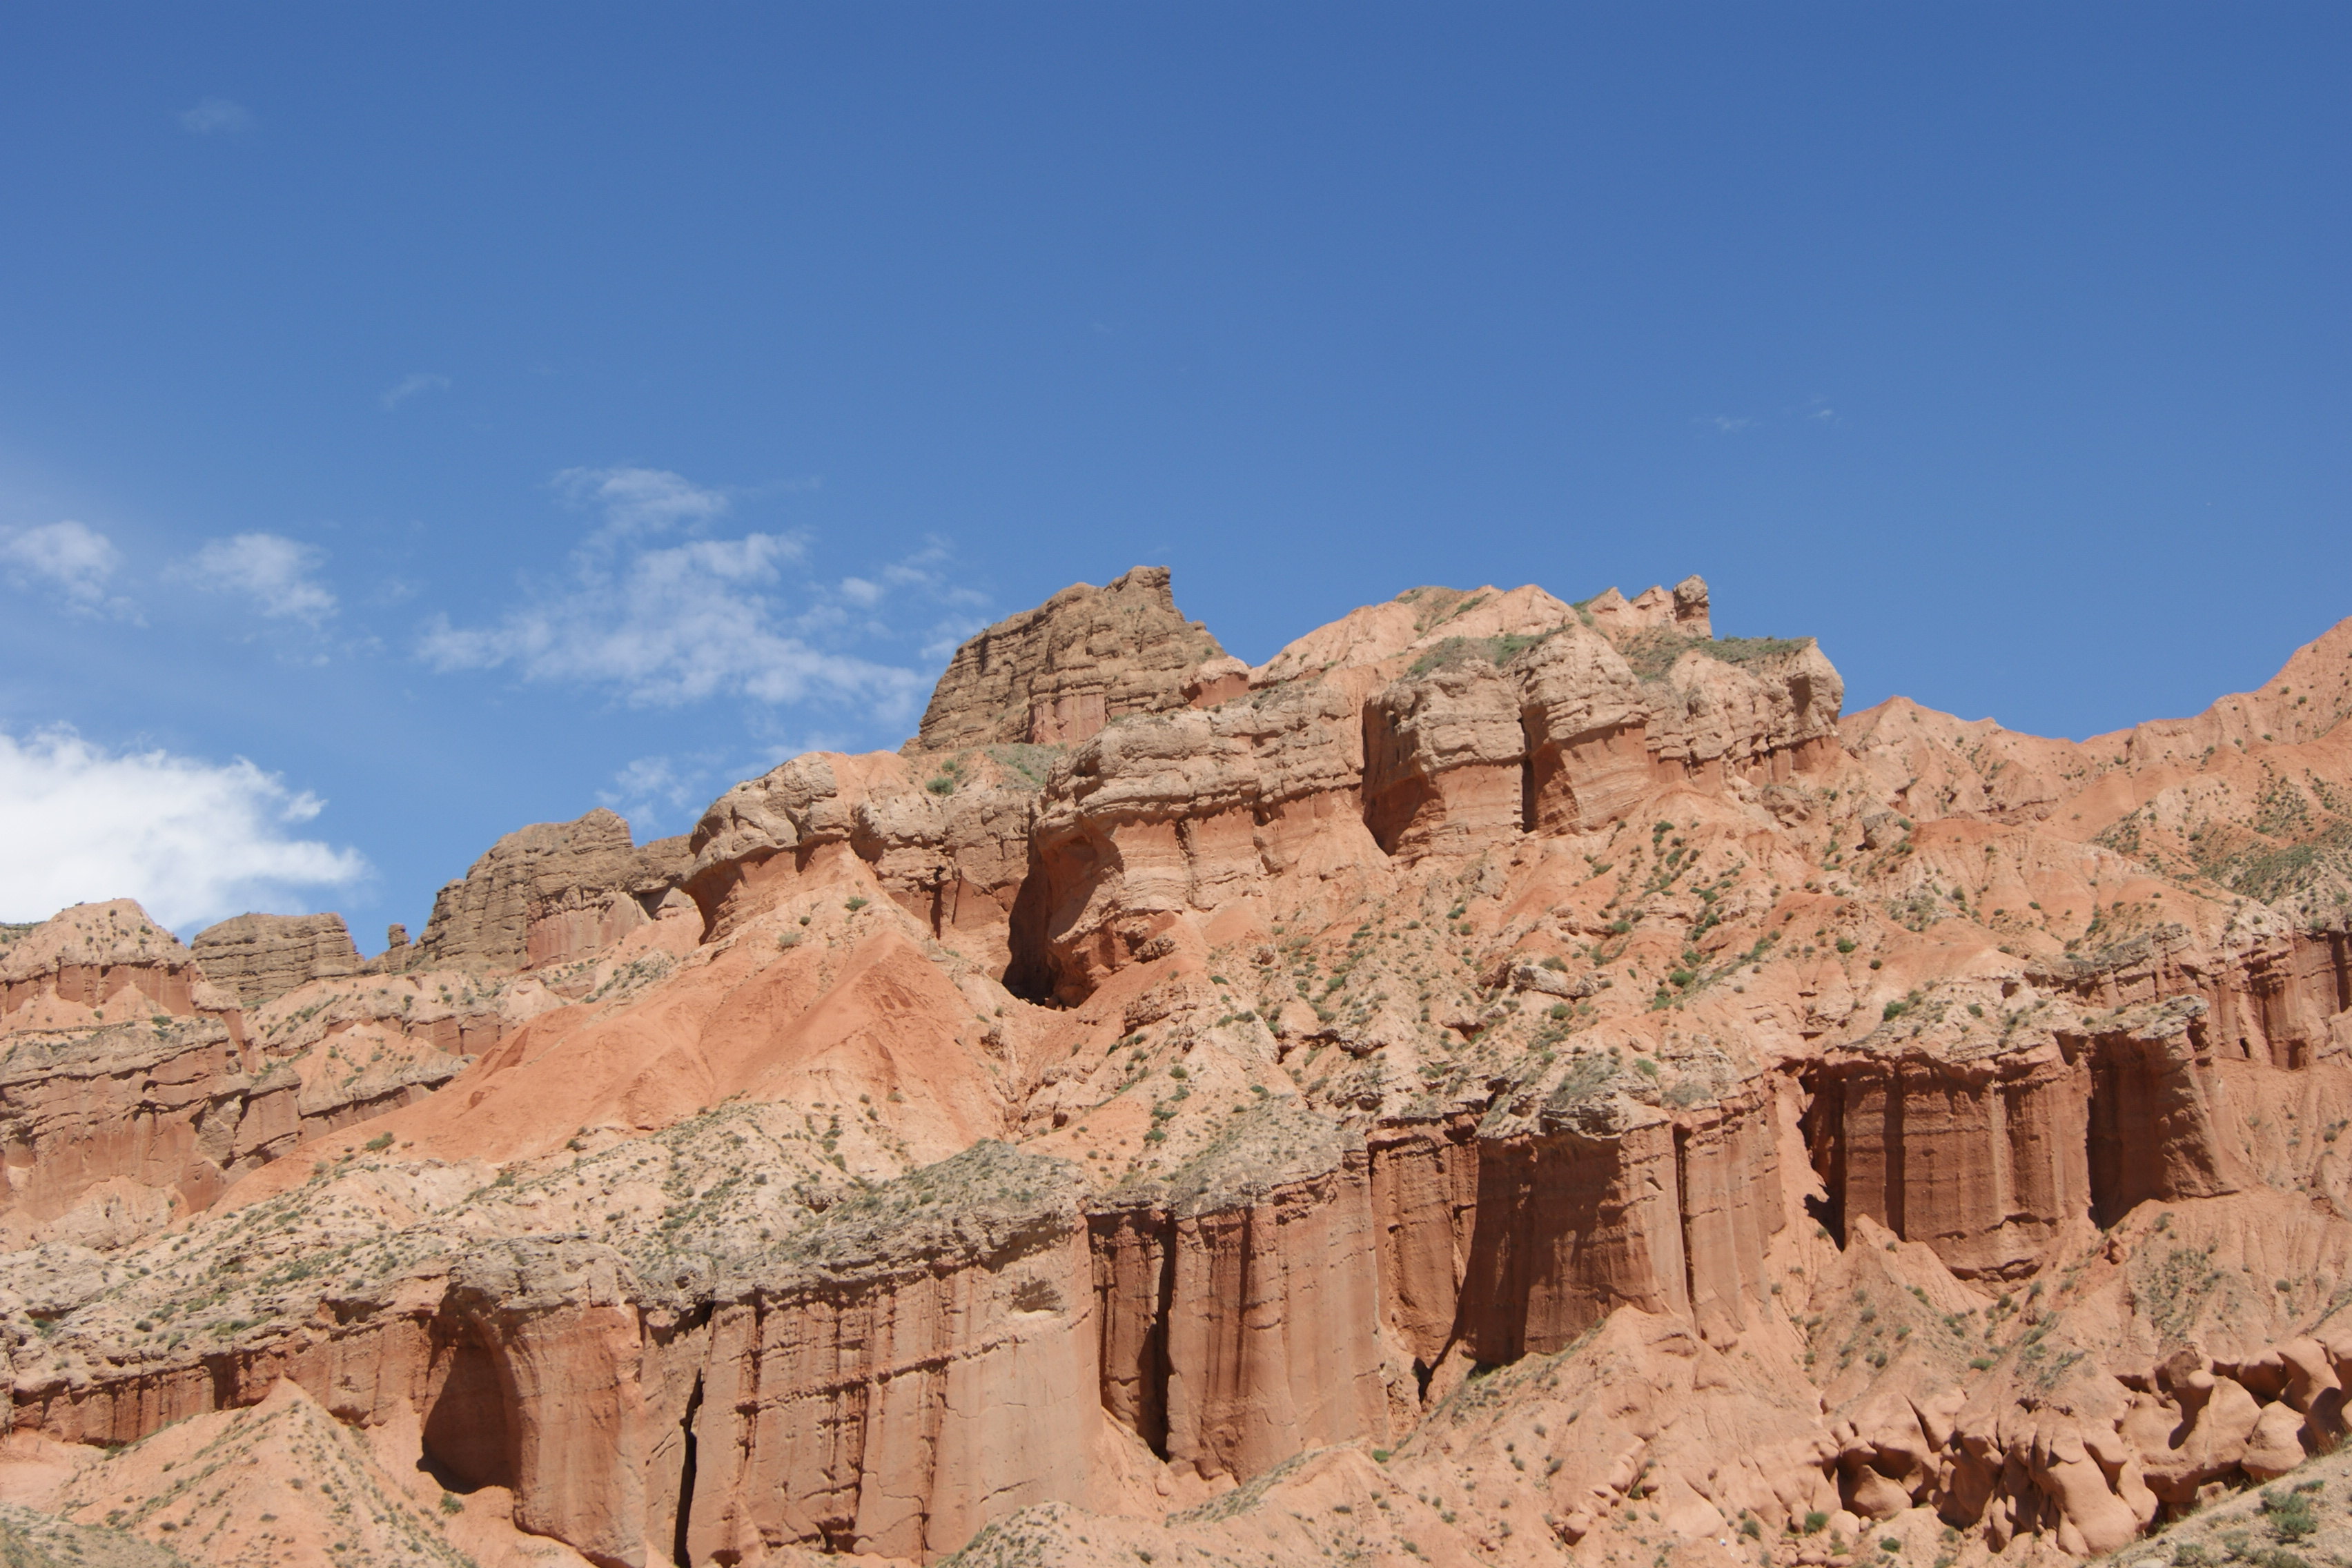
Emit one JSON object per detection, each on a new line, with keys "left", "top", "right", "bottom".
{"left": 6, "top": 569, "right": 2352, "bottom": 1568}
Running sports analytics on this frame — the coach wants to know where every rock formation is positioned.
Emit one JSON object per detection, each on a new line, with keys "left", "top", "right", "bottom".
{"left": 915, "top": 565, "right": 1228, "bottom": 749}
{"left": 0, "top": 900, "right": 555, "bottom": 1257}
{"left": 2, "top": 569, "right": 2352, "bottom": 1568}
{"left": 191, "top": 911, "right": 364, "bottom": 1005}
{"left": 406, "top": 809, "right": 691, "bottom": 973}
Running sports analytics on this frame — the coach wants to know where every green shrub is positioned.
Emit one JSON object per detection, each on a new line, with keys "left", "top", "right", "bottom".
{"left": 2263, "top": 1487, "right": 2318, "bottom": 1543}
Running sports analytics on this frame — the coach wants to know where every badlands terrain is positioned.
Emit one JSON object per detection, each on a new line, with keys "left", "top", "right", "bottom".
{"left": 2, "top": 566, "right": 2351, "bottom": 1568}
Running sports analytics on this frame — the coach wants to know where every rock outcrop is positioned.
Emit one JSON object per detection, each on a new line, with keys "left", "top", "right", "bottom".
{"left": 0, "top": 899, "right": 238, "bottom": 1032}
{"left": 407, "top": 809, "right": 690, "bottom": 973}
{"left": 0, "top": 903, "right": 518, "bottom": 1256}
{"left": 684, "top": 749, "right": 1041, "bottom": 966}
{"left": 6, "top": 571, "right": 2352, "bottom": 1568}
{"left": 190, "top": 911, "right": 364, "bottom": 1006}
{"left": 916, "top": 565, "right": 1228, "bottom": 749}
{"left": 0, "top": 901, "right": 260, "bottom": 1246}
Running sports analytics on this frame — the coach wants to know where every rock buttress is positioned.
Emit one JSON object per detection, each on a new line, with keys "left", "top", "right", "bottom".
{"left": 188, "top": 912, "right": 362, "bottom": 1007}
{"left": 917, "top": 565, "right": 1228, "bottom": 751}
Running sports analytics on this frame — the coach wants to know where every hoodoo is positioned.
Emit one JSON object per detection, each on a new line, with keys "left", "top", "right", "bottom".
{"left": 4, "top": 567, "right": 2352, "bottom": 1568}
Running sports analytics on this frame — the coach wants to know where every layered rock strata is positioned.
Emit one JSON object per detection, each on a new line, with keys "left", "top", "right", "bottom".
{"left": 406, "top": 810, "right": 690, "bottom": 973}
{"left": 190, "top": 911, "right": 364, "bottom": 1006}
{"left": 3, "top": 569, "right": 2352, "bottom": 1568}
{"left": 915, "top": 565, "right": 1229, "bottom": 749}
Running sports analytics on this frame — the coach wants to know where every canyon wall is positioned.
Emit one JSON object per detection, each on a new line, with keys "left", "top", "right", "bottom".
{"left": 6, "top": 570, "right": 2352, "bottom": 1568}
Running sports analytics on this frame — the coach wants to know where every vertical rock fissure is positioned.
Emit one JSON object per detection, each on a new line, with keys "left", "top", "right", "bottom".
{"left": 1148, "top": 1213, "right": 1177, "bottom": 1458}
{"left": 1517, "top": 709, "right": 1543, "bottom": 834}
{"left": 1799, "top": 1071, "right": 1846, "bottom": 1246}
{"left": 1672, "top": 1125, "right": 1696, "bottom": 1311}
{"left": 1361, "top": 705, "right": 1398, "bottom": 854}
{"left": 2086, "top": 1050, "right": 2122, "bottom": 1228}
{"left": 672, "top": 1373, "right": 703, "bottom": 1568}
{"left": 1876, "top": 1069, "right": 1906, "bottom": 1239}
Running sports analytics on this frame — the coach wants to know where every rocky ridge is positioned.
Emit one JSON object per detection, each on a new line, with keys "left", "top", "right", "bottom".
{"left": 0, "top": 570, "right": 2346, "bottom": 1568}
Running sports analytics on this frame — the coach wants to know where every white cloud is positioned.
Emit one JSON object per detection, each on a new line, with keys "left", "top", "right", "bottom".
{"left": 380, "top": 372, "right": 451, "bottom": 411}
{"left": 0, "top": 726, "right": 368, "bottom": 930}
{"left": 179, "top": 98, "right": 252, "bottom": 135}
{"left": 553, "top": 465, "right": 730, "bottom": 540}
{"left": 420, "top": 470, "right": 973, "bottom": 721}
{"left": 1, "top": 520, "right": 139, "bottom": 620}
{"left": 596, "top": 755, "right": 708, "bottom": 832}
{"left": 420, "top": 531, "right": 925, "bottom": 710}
{"left": 184, "top": 533, "right": 337, "bottom": 624}
{"left": 920, "top": 613, "right": 993, "bottom": 664}
{"left": 1706, "top": 415, "right": 1758, "bottom": 433}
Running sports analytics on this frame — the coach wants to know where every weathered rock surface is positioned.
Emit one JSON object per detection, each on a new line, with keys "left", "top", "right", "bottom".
{"left": 6, "top": 574, "right": 2352, "bottom": 1568}
{"left": 0, "top": 900, "right": 238, "bottom": 1034}
{"left": 685, "top": 748, "right": 1042, "bottom": 969}
{"left": 191, "top": 910, "right": 364, "bottom": 1006}
{"left": 0, "top": 904, "right": 513, "bottom": 1257}
{"left": 0, "top": 901, "right": 259, "bottom": 1248}
{"left": 916, "top": 566, "right": 1227, "bottom": 749}
{"left": 407, "top": 810, "right": 689, "bottom": 974}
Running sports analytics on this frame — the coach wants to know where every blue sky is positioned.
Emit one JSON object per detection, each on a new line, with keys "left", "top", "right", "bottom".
{"left": 1, "top": 5, "right": 2345, "bottom": 939}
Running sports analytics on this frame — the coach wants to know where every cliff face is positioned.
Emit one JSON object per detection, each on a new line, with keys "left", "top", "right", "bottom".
{"left": 409, "top": 809, "right": 689, "bottom": 974}
{"left": 6, "top": 570, "right": 2352, "bottom": 1568}
{"left": 189, "top": 912, "right": 363, "bottom": 1006}
{"left": 0, "top": 901, "right": 544, "bottom": 1257}
{"left": 0, "top": 901, "right": 259, "bottom": 1248}
{"left": 915, "top": 565, "right": 1229, "bottom": 750}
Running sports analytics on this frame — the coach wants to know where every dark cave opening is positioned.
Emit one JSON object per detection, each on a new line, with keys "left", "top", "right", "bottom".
{"left": 421, "top": 1336, "right": 513, "bottom": 1493}
{"left": 673, "top": 1374, "right": 703, "bottom": 1568}
{"left": 1798, "top": 1070, "right": 1847, "bottom": 1247}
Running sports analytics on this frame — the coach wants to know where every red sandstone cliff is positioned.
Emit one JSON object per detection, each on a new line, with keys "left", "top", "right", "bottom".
{"left": 2, "top": 571, "right": 2351, "bottom": 1568}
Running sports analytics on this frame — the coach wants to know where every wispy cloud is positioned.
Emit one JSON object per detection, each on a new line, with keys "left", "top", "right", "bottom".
{"left": 184, "top": 533, "right": 338, "bottom": 625}
{"left": 422, "top": 531, "right": 922, "bottom": 708}
{"left": 1704, "top": 415, "right": 1758, "bottom": 434}
{"left": 0, "top": 725, "right": 366, "bottom": 930}
{"left": 553, "top": 465, "right": 730, "bottom": 542}
{"left": 1, "top": 520, "right": 140, "bottom": 620}
{"left": 843, "top": 537, "right": 994, "bottom": 660}
{"left": 178, "top": 98, "right": 253, "bottom": 136}
{"left": 420, "top": 469, "right": 926, "bottom": 714}
{"left": 597, "top": 755, "right": 712, "bottom": 832}
{"left": 380, "top": 372, "right": 450, "bottom": 411}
